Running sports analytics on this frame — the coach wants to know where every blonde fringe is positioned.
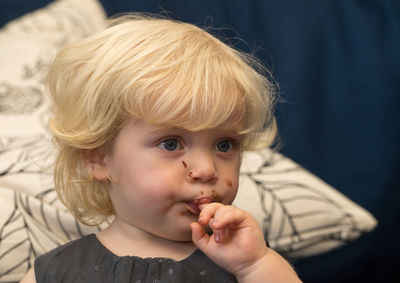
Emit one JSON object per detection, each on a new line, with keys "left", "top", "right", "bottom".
{"left": 48, "top": 14, "right": 278, "bottom": 225}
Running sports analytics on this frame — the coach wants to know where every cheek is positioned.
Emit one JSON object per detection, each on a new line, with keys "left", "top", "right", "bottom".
{"left": 225, "top": 178, "right": 233, "bottom": 188}
{"left": 221, "top": 168, "right": 240, "bottom": 204}
{"left": 121, "top": 164, "right": 182, "bottom": 196}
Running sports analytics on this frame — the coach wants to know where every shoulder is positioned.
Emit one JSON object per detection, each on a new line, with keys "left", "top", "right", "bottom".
{"left": 34, "top": 234, "right": 106, "bottom": 282}
{"left": 36, "top": 234, "right": 98, "bottom": 265}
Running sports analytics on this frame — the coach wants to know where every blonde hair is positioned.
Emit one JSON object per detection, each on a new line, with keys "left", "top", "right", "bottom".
{"left": 48, "top": 14, "right": 277, "bottom": 225}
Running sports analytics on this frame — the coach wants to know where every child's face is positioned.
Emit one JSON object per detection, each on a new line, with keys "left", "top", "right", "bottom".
{"left": 102, "top": 120, "right": 242, "bottom": 242}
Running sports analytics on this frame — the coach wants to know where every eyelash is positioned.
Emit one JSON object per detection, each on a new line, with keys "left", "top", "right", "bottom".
{"left": 157, "top": 137, "right": 241, "bottom": 153}
{"left": 215, "top": 139, "right": 234, "bottom": 152}
{"left": 225, "top": 138, "right": 242, "bottom": 151}
{"left": 158, "top": 137, "right": 183, "bottom": 151}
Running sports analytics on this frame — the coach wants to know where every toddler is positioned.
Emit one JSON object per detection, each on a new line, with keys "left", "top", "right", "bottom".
{"left": 21, "top": 14, "right": 301, "bottom": 283}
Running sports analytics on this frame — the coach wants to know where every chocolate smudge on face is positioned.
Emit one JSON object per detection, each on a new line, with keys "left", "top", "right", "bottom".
{"left": 211, "top": 190, "right": 222, "bottom": 202}
{"left": 182, "top": 160, "right": 187, "bottom": 168}
{"left": 225, "top": 178, "right": 233, "bottom": 188}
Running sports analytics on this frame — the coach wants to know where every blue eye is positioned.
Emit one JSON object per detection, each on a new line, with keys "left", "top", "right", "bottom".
{"left": 159, "top": 138, "right": 181, "bottom": 151}
{"left": 216, "top": 140, "right": 232, "bottom": 152}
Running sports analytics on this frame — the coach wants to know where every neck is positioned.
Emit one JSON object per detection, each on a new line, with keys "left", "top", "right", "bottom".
{"left": 97, "top": 218, "right": 196, "bottom": 260}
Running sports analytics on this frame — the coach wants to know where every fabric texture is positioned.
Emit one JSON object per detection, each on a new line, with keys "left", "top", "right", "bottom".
{"left": 236, "top": 149, "right": 377, "bottom": 258}
{"left": 35, "top": 234, "right": 237, "bottom": 283}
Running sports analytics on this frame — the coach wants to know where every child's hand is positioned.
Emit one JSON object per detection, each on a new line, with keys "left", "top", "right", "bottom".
{"left": 190, "top": 203, "right": 301, "bottom": 282}
{"left": 190, "top": 203, "right": 268, "bottom": 277}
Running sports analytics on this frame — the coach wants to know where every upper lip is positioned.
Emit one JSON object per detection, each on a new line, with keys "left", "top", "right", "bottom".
{"left": 191, "top": 197, "right": 212, "bottom": 206}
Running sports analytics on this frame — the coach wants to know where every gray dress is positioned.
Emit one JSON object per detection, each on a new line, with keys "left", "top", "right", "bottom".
{"left": 34, "top": 234, "right": 237, "bottom": 283}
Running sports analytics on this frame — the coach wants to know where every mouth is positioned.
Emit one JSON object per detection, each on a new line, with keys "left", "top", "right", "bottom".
{"left": 185, "top": 197, "right": 212, "bottom": 216}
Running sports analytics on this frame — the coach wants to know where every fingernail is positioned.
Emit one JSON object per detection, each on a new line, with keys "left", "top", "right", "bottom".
{"left": 198, "top": 217, "right": 204, "bottom": 223}
{"left": 215, "top": 234, "right": 220, "bottom": 242}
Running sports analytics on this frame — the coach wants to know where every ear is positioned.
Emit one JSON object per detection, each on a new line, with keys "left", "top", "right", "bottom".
{"left": 84, "top": 149, "right": 109, "bottom": 181}
{"left": 91, "top": 162, "right": 109, "bottom": 181}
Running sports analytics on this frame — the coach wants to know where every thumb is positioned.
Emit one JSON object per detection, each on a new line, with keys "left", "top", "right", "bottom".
{"left": 190, "top": 222, "right": 210, "bottom": 250}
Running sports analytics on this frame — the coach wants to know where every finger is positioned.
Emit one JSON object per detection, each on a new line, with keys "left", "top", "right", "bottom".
{"left": 192, "top": 220, "right": 225, "bottom": 246}
{"left": 198, "top": 202, "right": 224, "bottom": 226}
{"left": 211, "top": 207, "right": 250, "bottom": 230}
{"left": 209, "top": 218, "right": 225, "bottom": 243}
{"left": 190, "top": 222, "right": 210, "bottom": 249}
{"left": 198, "top": 204, "right": 241, "bottom": 243}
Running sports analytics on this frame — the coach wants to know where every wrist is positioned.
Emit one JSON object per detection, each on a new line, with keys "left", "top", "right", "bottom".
{"left": 234, "top": 247, "right": 269, "bottom": 281}
{"left": 235, "top": 248, "right": 301, "bottom": 283}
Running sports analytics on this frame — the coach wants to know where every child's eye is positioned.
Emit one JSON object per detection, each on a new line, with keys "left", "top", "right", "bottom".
{"left": 158, "top": 138, "right": 182, "bottom": 151}
{"left": 215, "top": 140, "right": 232, "bottom": 152}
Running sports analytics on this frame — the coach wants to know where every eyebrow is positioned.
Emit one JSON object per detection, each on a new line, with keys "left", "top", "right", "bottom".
{"left": 149, "top": 127, "right": 241, "bottom": 136}
{"left": 143, "top": 122, "right": 242, "bottom": 138}
{"left": 146, "top": 127, "right": 186, "bottom": 136}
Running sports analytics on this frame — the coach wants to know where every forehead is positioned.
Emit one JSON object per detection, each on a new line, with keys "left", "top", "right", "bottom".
{"left": 124, "top": 119, "right": 243, "bottom": 136}
{"left": 147, "top": 114, "right": 245, "bottom": 134}
{"left": 135, "top": 92, "right": 248, "bottom": 132}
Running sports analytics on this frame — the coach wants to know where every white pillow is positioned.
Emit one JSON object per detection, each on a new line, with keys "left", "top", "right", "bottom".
{"left": 0, "top": 0, "right": 107, "bottom": 281}
{"left": 234, "top": 149, "right": 377, "bottom": 258}
{"left": 0, "top": 0, "right": 377, "bottom": 281}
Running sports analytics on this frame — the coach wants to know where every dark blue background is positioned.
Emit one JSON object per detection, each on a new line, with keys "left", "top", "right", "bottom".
{"left": 1, "top": 1, "right": 399, "bottom": 282}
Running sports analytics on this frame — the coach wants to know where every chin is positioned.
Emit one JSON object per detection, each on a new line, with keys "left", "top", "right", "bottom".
{"left": 173, "top": 230, "right": 193, "bottom": 242}
{"left": 164, "top": 226, "right": 193, "bottom": 242}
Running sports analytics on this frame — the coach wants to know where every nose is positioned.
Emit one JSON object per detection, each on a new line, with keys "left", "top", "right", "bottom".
{"left": 185, "top": 151, "right": 218, "bottom": 183}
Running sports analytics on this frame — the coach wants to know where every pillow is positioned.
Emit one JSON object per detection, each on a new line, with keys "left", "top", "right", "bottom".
{"left": 0, "top": 0, "right": 377, "bottom": 281}
{"left": 0, "top": 0, "right": 107, "bottom": 281}
{"left": 234, "top": 149, "right": 377, "bottom": 258}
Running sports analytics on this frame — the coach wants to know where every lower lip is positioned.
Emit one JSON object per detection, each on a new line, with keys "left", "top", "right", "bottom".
{"left": 187, "top": 197, "right": 213, "bottom": 215}
{"left": 186, "top": 203, "right": 201, "bottom": 216}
